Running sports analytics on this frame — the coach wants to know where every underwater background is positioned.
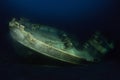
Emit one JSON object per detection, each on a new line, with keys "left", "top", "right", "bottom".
{"left": 0, "top": 0, "right": 120, "bottom": 80}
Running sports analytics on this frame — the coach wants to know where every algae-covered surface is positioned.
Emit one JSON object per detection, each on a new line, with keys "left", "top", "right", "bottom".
{"left": 9, "top": 18, "right": 114, "bottom": 64}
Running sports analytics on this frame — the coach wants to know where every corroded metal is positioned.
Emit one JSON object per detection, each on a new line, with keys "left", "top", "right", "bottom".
{"left": 9, "top": 18, "right": 114, "bottom": 64}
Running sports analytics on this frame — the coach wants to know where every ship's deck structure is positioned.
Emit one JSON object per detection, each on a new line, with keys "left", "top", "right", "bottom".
{"left": 9, "top": 18, "right": 114, "bottom": 64}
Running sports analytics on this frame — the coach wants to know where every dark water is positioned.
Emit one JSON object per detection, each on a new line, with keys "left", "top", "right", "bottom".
{"left": 0, "top": 0, "right": 120, "bottom": 80}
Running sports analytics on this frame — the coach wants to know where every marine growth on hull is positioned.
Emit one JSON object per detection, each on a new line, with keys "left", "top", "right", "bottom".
{"left": 9, "top": 18, "right": 114, "bottom": 64}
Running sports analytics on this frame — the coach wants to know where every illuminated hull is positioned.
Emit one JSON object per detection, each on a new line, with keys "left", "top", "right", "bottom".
{"left": 9, "top": 18, "right": 114, "bottom": 64}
